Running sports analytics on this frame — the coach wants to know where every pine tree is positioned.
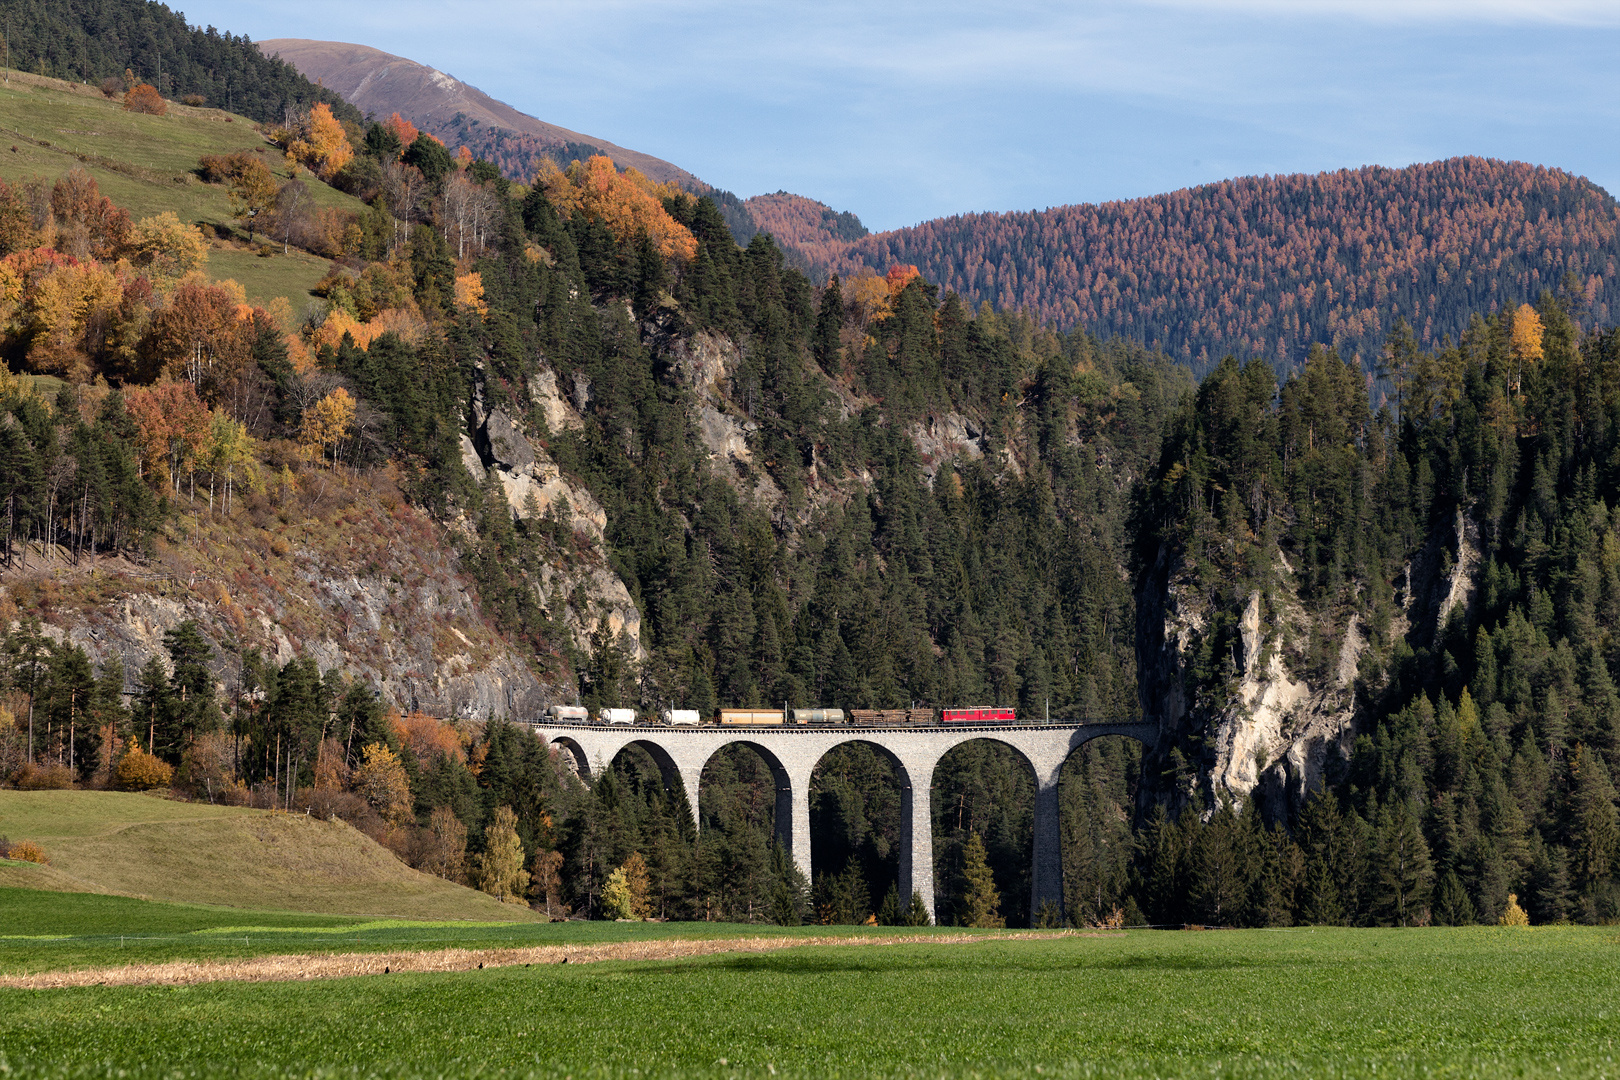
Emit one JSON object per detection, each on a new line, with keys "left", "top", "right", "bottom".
{"left": 1375, "top": 799, "right": 1434, "bottom": 926}
{"left": 1433, "top": 870, "right": 1475, "bottom": 926}
{"left": 959, "top": 832, "right": 1004, "bottom": 928}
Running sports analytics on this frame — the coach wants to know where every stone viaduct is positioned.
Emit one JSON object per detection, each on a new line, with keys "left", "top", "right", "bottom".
{"left": 523, "top": 720, "right": 1158, "bottom": 923}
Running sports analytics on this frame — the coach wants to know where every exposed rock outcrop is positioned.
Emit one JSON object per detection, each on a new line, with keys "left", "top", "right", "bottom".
{"left": 474, "top": 409, "right": 608, "bottom": 545}
{"left": 465, "top": 407, "right": 644, "bottom": 661}
{"left": 909, "top": 412, "right": 984, "bottom": 484}
{"left": 13, "top": 533, "right": 560, "bottom": 722}
{"left": 1136, "top": 550, "right": 1360, "bottom": 820}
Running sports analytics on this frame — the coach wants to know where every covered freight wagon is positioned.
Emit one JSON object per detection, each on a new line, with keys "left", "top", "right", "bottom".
{"left": 718, "top": 708, "right": 787, "bottom": 726}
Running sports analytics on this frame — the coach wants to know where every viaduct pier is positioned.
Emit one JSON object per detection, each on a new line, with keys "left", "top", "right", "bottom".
{"left": 524, "top": 720, "right": 1158, "bottom": 923}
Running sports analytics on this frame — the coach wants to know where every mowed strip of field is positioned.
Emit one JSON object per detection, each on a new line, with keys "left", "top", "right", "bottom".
{"left": 0, "top": 929, "right": 1087, "bottom": 989}
{"left": 2, "top": 927, "right": 1616, "bottom": 1079}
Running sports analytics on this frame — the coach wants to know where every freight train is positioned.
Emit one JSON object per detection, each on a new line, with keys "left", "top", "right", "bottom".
{"left": 541, "top": 705, "right": 1019, "bottom": 726}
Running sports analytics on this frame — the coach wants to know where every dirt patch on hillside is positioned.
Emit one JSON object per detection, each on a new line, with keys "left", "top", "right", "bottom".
{"left": 4, "top": 929, "right": 1113, "bottom": 989}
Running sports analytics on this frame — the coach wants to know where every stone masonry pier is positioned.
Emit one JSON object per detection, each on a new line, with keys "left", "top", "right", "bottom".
{"left": 525, "top": 721, "right": 1158, "bottom": 924}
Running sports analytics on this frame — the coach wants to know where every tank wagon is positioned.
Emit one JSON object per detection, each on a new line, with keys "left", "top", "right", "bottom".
{"left": 545, "top": 705, "right": 589, "bottom": 722}
{"left": 598, "top": 708, "right": 638, "bottom": 725}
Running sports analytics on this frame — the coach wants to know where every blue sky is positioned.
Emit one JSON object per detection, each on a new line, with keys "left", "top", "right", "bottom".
{"left": 180, "top": 0, "right": 1619, "bottom": 233}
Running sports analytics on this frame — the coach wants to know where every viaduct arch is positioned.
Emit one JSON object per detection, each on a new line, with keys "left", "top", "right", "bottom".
{"left": 525, "top": 720, "right": 1157, "bottom": 923}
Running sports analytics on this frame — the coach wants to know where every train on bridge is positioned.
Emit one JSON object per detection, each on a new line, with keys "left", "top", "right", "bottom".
{"left": 541, "top": 705, "right": 1020, "bottom": 727}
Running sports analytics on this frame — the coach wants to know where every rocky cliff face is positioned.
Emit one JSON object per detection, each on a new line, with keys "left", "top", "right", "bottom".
{"left": 464, "top": 370, "right": 645, "bottom": 663}
{"left": 4, "top": 469, "right": 564, "bottom": 719}
{"left": 1136, "top": 509, "right": 1475, "bottom": 819}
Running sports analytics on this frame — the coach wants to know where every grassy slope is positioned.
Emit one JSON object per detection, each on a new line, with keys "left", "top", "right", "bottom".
{"left": 1, "top": 927, "right": 1616, "bottom": 1078}
{"left": 0, "top": 71, "right": 356, "bottom": 313}
{"left": 0, "top": 792, "right": 543, "bottom": 921}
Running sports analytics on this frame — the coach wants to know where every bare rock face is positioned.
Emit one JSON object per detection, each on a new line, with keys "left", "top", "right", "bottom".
{"left": 665, "top": 330, "right": 737, "bottom": 393}
{"left": 20, "top": 542, "right": 560, "bottom": 722}
{"left": 476, "top": 410, "right": 609, "bottom": 545}
{"left": 536, "top": 562, "right": 646, "bottom": 660}
{"left": 467, "top": 408, "right": 645, "bottom": 661}
{"left": 528, "top": 368, "right": 585, "bottom": 433}
{"left": 1136, "top": 547, "right": 1360, "bottom": 819}
{"left": 909, "top": 412, "right": 984, "bottom": 483}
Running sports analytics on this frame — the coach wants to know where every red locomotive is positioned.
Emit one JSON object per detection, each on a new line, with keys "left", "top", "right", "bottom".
{"left": 940, "top": 706, "right": 1017, "bottom": 724}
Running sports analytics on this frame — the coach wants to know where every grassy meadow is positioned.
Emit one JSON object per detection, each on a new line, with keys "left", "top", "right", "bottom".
{"left": 0, "top": 886, "right": 888, "bottom": 975}
{"left": 0, "top": 791, "right": 545, "bottom": 921}
{"left": 0, "top": 913, "right": 1615, "bottom": 1079}
{"left": 0, "top": 70, "right": 354, "bottom": 313}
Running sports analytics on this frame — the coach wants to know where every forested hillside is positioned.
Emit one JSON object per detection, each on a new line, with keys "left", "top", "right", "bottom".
{"left": 1122, "top": 301, "right": 1620, "bottom": 928}
{"left": 1, "top": 50, "right": 1616, "bottom": 932}
{"left": 0, "top": 0, "right": 357, "bottom": 124}
{"left": 779, "top": 159, "right": 1620, "bottom": 380}
{"left": 0, "top": 80, "right": 1184, "bottom": 927}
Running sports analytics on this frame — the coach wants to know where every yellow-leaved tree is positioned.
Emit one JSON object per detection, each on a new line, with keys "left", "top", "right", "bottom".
{"left": 227, "top": 158, "right": 279, "bottom": 243}
{"left": 539, "top": 156, "right": 696, "bottom": 261}
{"left": 285, "top": 103, "right": 354, "bottom": 180}
{"left": 125, "top": 212, "right": 209, "bottom": 289}
{"left": 301, "top": 387, "right": 355, "bottom": 467}
{"left": 453, "top": 271, "right": 487, "bottom": 316}
{"left": 1509, "top": 303, "right": 1544, "bottom": 395}
{"left": 114, "top": 739, "right": 174, "bottom": 791}
{"left": 619, "top": 851, "right": 652, "bottom": 919}
{"left": 477, "top": 805, "right": 531, "bottom": 903}
{"left": 351, "top": 742, "right": 412, "bottom": 825}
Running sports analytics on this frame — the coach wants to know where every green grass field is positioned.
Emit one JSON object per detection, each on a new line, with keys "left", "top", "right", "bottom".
{"left": 0, "top": 71, "right": 356, "bottom": 313}
{"left": 0, "top": 887, "right": 894, "bottom": 975}
{"left": 0, "top": 792, "right": 546, "bottom": 921}
{"left": 0, "top": 913, "right": 1615, "bottom": 1079}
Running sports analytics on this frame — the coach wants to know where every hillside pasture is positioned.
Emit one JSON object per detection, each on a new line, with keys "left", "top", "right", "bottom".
{"left": 0, "top": 924, "right": 1615, "bottom": 1078}
{"left": 0, "top": 791, "right": 544, "bottom": 922}
{"left": 0, "top": 71, "right": 356, "bottom": 311}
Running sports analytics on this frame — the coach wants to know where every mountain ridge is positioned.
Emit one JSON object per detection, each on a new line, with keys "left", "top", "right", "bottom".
{"left": 764, "top": 158, "right": 1620, "bottom": 377}
{"left": 260, "top": 38, "right": 701, "bottom": 189}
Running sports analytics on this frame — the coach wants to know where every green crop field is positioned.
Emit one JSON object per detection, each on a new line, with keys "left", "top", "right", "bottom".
{"left": 0, "top": 902, "right": 1616, "bottom": 1079}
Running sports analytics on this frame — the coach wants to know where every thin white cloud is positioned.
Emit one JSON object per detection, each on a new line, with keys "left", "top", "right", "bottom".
{"left": 1136, "top": 0, "right": 1620, "bottom": 26}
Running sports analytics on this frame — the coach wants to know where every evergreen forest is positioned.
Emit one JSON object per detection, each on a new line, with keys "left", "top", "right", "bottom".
{"left": 0, "top": 0, "right": 358, "bottom": 124}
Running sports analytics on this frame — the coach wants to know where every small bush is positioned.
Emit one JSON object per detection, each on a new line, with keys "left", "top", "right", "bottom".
{"left": 114, "top": 742, "right": 174, "bottom": 791}
{"left": 1500, "top": 893, "right": 1531, "bottom": 927}
{"left": 98, "top": 76, "right": 124, "bottom": 99}
{"left": 8, "top": 840, "right": 48, "bottom": 864}
{"left": 196, "top": 151, "right": 257, "bottom": 185}
{"left": 15, "top": 763, "right": 74, "bottom": 790}
{"left": 181, "top": 93, "right": 207, "bottom": 107}
{"left": 123, "top": 84, "right": 167, "bottom": 116}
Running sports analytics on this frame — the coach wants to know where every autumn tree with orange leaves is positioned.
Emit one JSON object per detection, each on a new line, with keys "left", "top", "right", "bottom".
{"left": 539, "top": 156, "right": 696, "bottom": 261}
{"left": 283, "top": 103, "right": 354, "bottom": 181}
{"left": 122, "top": 84, "right": 166, "bottom": 116}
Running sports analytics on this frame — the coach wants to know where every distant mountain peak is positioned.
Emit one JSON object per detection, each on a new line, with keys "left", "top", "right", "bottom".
{"left": 260, "top": 38, "right": 700, "bottom": 188}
